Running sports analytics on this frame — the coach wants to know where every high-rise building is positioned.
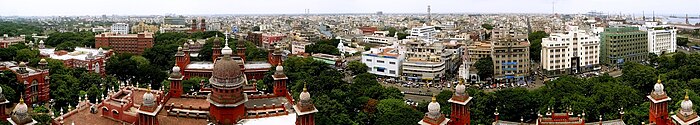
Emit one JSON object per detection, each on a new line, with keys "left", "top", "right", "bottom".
{"left": 491, "top": 27, "right": 530, "bottom": 83}
{"left": 600, "top": 26, "right": 648, "bottom": 67}
{"left": 163, "top": 16, "right": 187, "bottom": 26}
{"left": 641, "top": 22, "right": 677, "bottom": 55}
{"left": 95, "top": 32, "right": 154, "bottom": 54}
{"left": 541, "top": 26, "right": 600, "bottom": 76}
{"left": 402, "top": 40, "right": 449, "bottom": 81}
{"left": 111, "top": 23, "right": 129, "bottom": 34}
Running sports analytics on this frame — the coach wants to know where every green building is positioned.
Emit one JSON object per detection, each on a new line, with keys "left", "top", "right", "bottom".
{"left": 600, "top": 26, "right": 648, "bottom": 67}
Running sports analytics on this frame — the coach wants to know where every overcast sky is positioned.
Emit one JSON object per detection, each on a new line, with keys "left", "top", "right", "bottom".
{"left": 0, "top": 0, "right": 698, "bottom": 16}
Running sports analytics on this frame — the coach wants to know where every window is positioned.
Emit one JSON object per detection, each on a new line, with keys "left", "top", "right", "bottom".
{"left": 389, "top": 70, "right": 396, "bottom": 74}
{"left": 389, "top": 62, "right": 396, "bottom": 64}
{"left": 377, "top": 60, "right": 385, "bottom": 63}
{"left": 366, "top": 59, "right": 372, "bottom": 62}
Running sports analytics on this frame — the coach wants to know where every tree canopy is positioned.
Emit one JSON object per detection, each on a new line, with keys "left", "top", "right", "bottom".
{"left": 528, "top": 31, "right": 549, "bottom": 62}
{"left": 474, "top": 56, "right": 494, "bottom": 80}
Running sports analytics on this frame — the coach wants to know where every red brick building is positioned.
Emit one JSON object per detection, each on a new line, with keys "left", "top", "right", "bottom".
{"left": 0, "top": 61, "right": 50, "bottom": 105}
{"left": 95, "top": 32, "right": 154, "bottom": 54}
{"left": 247, "top": 32, "right": 263, "bottom": 46}
{"left": 39, "top": 47, "right": 113, "bottom": 76}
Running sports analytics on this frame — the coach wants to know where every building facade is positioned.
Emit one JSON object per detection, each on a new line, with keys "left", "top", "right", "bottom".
{"left": 541, "top": 26, "right": 600, "bottom": 76}
{"left": 0, "top": 61, "right": 50, "bottom": 105}
{"left": 0, "top": 34, "right": 25, "bottom": 48}
{"left": 131, "top": 22, "right": 159, "bottom": 33}
{"left": 95, "top": 32, "right": 154, "bottom": 54}
{"left": 600, "top": 26, "right": 648, "bottom": 67}
{"left": 409, "top": 24, "right": 437, "bottom": 42}
{"left": 111, "top": 23, "right": 130, "bottom": 34}
{"left": 362, "top": 46, "right": 405, "bottom": 78}
{"left": 402, "top": 40, "right": 448, "bottom": 81}
{"left": 491, "top": 29, "right": 530, "bottom": 83}
{"left": 641, "top": 22, "right": 677, "bottom": 55}
{"left": 39, "top": 47, "right": 113, "bottom": 76}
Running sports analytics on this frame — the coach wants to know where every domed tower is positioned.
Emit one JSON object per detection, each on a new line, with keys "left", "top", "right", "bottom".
{"left": 168, "top": 66, "right": 184, "bottom": 98}
{"left": 419, "top": 95, "right": 449, "bottom": 125}
{"left": 183, "top": 43, "right": 191, "bottom": 65}
{"left": 38, "top": 40, "right": 45, "bottom": 49}
{"left": 236, "top": 39, "right": 246, "bottom": 62}
{"left": 212, "top": 35, "right": 222, "bottom": 62}
{"left": 8, "top": 98, "right": 36, "bottom": 125}
{"left": 648, "top": 78, "right": 672, "bottom": 125}
{"left": 174, "top": 46, "right": 187, "bottom": 72}
{"left": 0, "top": 87, "right": 9, "bottom": 120}
{"left": 137, "top": 87, "right": 160, "bottom": 125}
{"left": 207, "top": 43, "right": 248, "bottom": 125}
{"left": 294, "top": 84, "right": 318, "bottom": 125}
{"left": 200, "top": 19, "right": 206, "bottom": 31}
{"left": 269, "top": 45, "right": 284, "bottom": 66}
{"left": 272, "top": 63, "right": 289, "bottom": 97}
{"left": 38, "top": 58, "right": 48, "bottom": 70}
{"left": 671, "top": 90, "right": 700, "bottom": 125}
{"left": 448, "top": 79, "right": 473, "bottom": 125}
{"left": 191, "top": 19, "right": 198, "bottom": 32}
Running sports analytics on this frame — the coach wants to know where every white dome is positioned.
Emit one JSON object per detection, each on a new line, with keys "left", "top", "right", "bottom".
{"left": 221, "top": 46, "right": 233, "bottom": 55}
{"left": 276, "top": 65, "right": 283, "bottom": 72}
{"left": 300, "top": 91, "right": 310, "bottom": 101}
{"left": 39, "top": 40, "right": 44, "bottom": 44}
{"left": 13, "top": 99, "right": 28, "bottom": 115}
{"left": 455, "top": 84, "right": 466, "bottom": 95}
{"left": 142, "top": 92, "right": 155, "bottom": 106}
{"left": 428, "top": 101, "right": 440, "bottom": 113}
{"left": 172, "top": 66, "right": 181, "bottom": 73}
{"left": 654, "top": 83, "right": 664, "bottom": 94}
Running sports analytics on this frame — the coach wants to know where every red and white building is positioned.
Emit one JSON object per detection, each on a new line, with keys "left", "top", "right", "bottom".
{"left": 39, "top": 47, "right": 113, "bottom": 76}
{"left": 0, "top": 61, "right": 50, "bottom": 105}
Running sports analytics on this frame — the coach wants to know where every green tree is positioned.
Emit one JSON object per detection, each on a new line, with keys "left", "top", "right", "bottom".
{"left": 481, "top": 24, "right": 494, "bottom": 30}
{"left": 130, "top": 55, "right": 150, "bottom": 66}
{"left": 376, "top": 99, "right": 423, "bottom": 125}
{"left": 621, "top": 62, "right": 657, "bottom": 92}
{"left": 347, "top": 61, "right": 369, "bottom": 75}
{"left": 677, "top": 37, "right": 689, "bottom": 47}
{"left": 55, "top": 41, "right": 77, "bottom": 52}
{"left": 15, "top": 48, "right": 39, "bottom": 62}
{"left": 528, "top": 31, "right": 548, "bottom": 62}
{"left": 474, "top": 57, "right": 494, "bottom": 80}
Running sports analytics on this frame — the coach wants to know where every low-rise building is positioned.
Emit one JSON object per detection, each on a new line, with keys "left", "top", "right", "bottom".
{"left": 0, "top": 34, "right": 25, "bottom": 48}
{"left": 291, "top": 41, "right": 311, "bottom": 55}
{"left": 0, "top": 61, "right": 50, "bottom": 105}
{"left": 39, "top": 47, "right": 113, "bottom": 76}
{"left": 362, "top": 46, "right": 405, "bottom": 78}
{"left": 541, "top": 26, "right": 600, "bottom": 76}
{"left": 95, "top": 32, "right": 154, "bottom": 54}
{"left": 131, "top": 21, "right": 158, "bottom": 33}
{"left": 402, "top": 40, "right": 448, "bottom": 81}
{"left": 641, "top": 22, "right": 677, "bottom": 55}
{"left": 363, "top": 35, "right": 398, "bottom": 45}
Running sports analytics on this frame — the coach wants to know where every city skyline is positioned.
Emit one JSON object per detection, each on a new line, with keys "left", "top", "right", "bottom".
{"left": 0, "top": 0, "right": 699, "bottom": 16}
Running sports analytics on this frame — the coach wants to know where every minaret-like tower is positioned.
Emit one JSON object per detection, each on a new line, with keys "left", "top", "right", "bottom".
{"left": 212, "top": 35, "right": 222, "bottom": 62}
{"left": 38, "top": 40, "right": 45, "bottom": 49}
{"left": 448, "top": 79, "right": 473, "bottom": 125}
{"left": 208, "top": 42, "right": 248, "bottom": 124}
{"left": 183, "top": 43, "right": 191, "bottom": 65}
{"left": 427, "top": 5, "right": 431, "bottom": 24}
{"left": 236, "top": 38, "right": 247, "bottom": 62}
{"left": 174, "top": 46, "right": 187, "bottom": 72}
{"left": 38, "top": 58, "right": 48, "bottom": 70}
{"left": 8, "top": 97, "right": 36, "bottom": 125}
{"left": 269, "top": 45, "right": 284, "bottom": 65}
{"left": 648, "top": 78, "right": 672, "bottom": 125}
{"left": 191, "top": 19, "right": 198, "bottom": 32}
{"left": 168, "top": 66, "right": 184, "bottom": 98}
{"left": 294, "top": 84, "right": 318, "bottom": 125}
{"left": 137, "top": 86, "right": 160, "bottom": 125}
{"left": 272, "top": 63, "right": 288, "bottom": 97}
{"left": 419, "top": 95, "right": 450, "bottom": 125}
{"left": 671, "top": 90, "right": 700, "bottom": 125}
{"left": 200, "top": 19, "right": 206, "bottom": 31}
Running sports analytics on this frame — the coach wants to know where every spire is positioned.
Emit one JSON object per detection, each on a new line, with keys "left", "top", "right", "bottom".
{"left": 685, "top": 89, "right": 690, "bottom": 101}
{"left": 657, "top": 75, "right": 661, "bottom": 84}
{"left": 303, "top": 83, "right": 308, "bottom": 92}
{"left": 19, "top": 95, "right": 24, "bottom": 104}
{"left": 431, "top": 94, "right": 436, "bottom": 103}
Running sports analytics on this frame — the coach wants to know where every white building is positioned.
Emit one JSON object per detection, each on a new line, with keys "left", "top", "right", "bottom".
{"left": 291, "top": 41, "right": 312, "bottom": 55}
{"left": 408, "top": 24, "right": 436, "bottom": 42}
{"left": 362, "top": 35, "right": 398, "bottom": 44}
{"left": 641, "top": 22, "right": 677, "bottom": 55}
{"left": 541, "top": 26, "right": 600, "bottom": 76}
{"left": 111, "top": 23, "right": 129, "bottom": 34}
{"left": 362, "top": 45, "right": 405, "bottom": 78}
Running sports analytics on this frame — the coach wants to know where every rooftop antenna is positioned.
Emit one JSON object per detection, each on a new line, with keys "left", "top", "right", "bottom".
{"left": 653, "top": 11, "right": 655, "bottom": 22}
{"left": 427, "top": 5, "right": 431, "bottom": 23}
{"left": 643, "top": 11, "right": 645, "bottom": 21}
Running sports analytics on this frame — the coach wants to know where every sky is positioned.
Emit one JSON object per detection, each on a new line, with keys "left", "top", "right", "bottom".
{"left": 0, "top": 0, "right": 698, "bottom": 16}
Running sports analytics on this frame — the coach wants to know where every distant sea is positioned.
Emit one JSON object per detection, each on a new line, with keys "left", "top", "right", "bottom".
{"left": 667, "top": 18, "right": 700, "bottom": 24}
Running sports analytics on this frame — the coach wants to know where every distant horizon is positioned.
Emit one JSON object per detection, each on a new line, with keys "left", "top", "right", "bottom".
{"left": 0, "top": 0, "right": 698, "bottom": 17}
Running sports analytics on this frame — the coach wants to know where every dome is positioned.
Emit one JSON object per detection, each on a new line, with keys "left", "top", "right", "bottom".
{"left": 39, "top": 58, "right": 47, "bottom": 64}
{"left": 455, "top": 80, "right": 466, "bottom": 95}
{"left": 177, "top": 46, "right": 183, "bottom": 51}
{"left": 427, "top": 95, "right": 440, "bottom": 114}
{"left": 211, "top": 46, "right": 243, "bottom": 84}
{"left": 97, "top": 48, "right": 105, "bottom": 55}
{"left": 276, "top": 65, "right": 283, "bottom": 72}
{"left": 300, "top": 85, "right": 310, "bottom": 102}
{"left": 221, "top": 46, "right": 233, "bottom": 55}
{"left": 39, "top": 40, "right": 44, "bottom": 44}
{"left": 681, "top": 94, "right": 693, "bottom": 113}
{"left": 0, "top": 86, "right": 3, "bottom": 94}
{"left": 170, "top": 66, "right": 182, "bottom": 78}
{"left": 18, "top": 62, "right": 26, "bottom": 67}
{"left": 142, "top": 88, "right": 155, "bottom": 106}
{"left": 13, "top": 98, "right": 28, "bottom": 117}
{"left": 653, "top": 82, "right": 664, "bottom": 94}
